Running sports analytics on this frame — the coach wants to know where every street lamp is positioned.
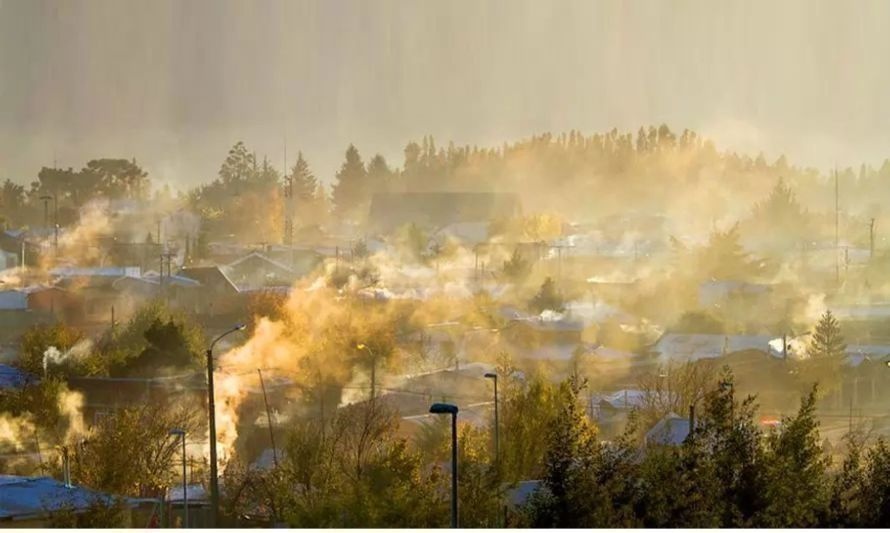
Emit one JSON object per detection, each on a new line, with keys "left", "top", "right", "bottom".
{"left": 483, "top": 372, "right": 499, "bottom": 465}
{"left": 206, "top": 324, "right": 246, "bottom": 526}
{"left": 169, "top": 428, "right": 188, "bottom": 528}
{"left": 430, "top": 402, "right": 459, "bottom": 528}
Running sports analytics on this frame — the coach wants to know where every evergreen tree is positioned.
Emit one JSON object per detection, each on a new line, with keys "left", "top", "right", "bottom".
{"left": 331, "top": 144, "right": 368, "bottom": 220}
{"left": 366, "top": 154, "right": 393, "bottom": 196}
{"left": 219, "top": 141, "right": 256, "bottom": 185}
{"left": 502, "top": 247, "right": 532, "bottom": 282}
{"left": 800, "top": 310, "right": 846, "bottom": 399}
{"left": 756, "top": 386, "right": 829, "bottom": 527}
{"left": 289, "top": 152, "right": 318, "bottom": 202}
{"left": 526, "top": 375, "right": 600, "bottom": 527}
{"left": 530, "top": 277, "right": 564, "bottom": 313}
{"left": 807, "top": 310, "right": 846, "bottom": 361}
{"left": 698, "top": 223, "right": 751, "bottom": 280}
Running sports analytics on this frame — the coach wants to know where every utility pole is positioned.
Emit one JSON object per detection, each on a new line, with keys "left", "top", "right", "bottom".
{"left": 869, "top": 218, "right": 876, "bottom": 261}
{"left": 257, "top": 369, "right": 279, "bottom": 468}
{"left": 53, "top": 194, "right": 58, "bottom": 249}
{"left": 835, "top": 168, "right": 839, "bottom": 285}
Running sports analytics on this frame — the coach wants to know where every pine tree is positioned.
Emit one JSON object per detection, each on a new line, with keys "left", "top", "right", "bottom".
{"left": 757, "top": 386, "right": 829, "bottom": 527}
{"left": 808, "top": 310, "right": 846, "bottom": 361}
{"left": 502, "top": 247, "right": 532, "bottom": 282}
{"left": 289, "top": 152, "right": 318, "bottom": 202}
{"left": 530, "top": 277, "right": 565, "bottom": 313}
{"left": 219, "top": 141, "right": 256, "bottom": 185}
{"left": 527, "top": 375, "right": 600, "bottom": 527}
{"left": 699, "top": 223, "right": 750, "bottom": 280}
{"left": 366, "top": 154, "right": 393, "bottom": 196}
{"left": 331, "top": 144, "right": 367, "bottom": 220}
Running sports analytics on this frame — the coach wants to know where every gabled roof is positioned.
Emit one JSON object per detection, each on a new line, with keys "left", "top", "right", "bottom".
{"left": 177, "top": 266, "right": 239, "bottom": 294}
{"left": 226, "top": 251, "right": 296, "bottom": 275}
{"left": 645, "top": 412, "right": 691, "bottom": 446}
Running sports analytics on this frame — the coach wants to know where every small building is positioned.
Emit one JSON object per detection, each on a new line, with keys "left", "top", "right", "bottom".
{"left": 0, "top": 364, "right": 36, "bottom": 390}
{"left": 224, "top": 252, "right": 299, "bottom": 290}
{"left": 645, "top": 412, "right": 692, "bottom": 447}
{"left": 0, "top": 475, "right": 132, "bottom": 527}
{"left": 0, "top": 290, "right": 26, "bottom": 312}
{"left": 52, "top": 267, "right": 142, "bottom": 325}
{"left": 650, "top": 333, "right": 778, "bottom": 363}
{"left": 165, "top": 484, "right": 210, "bottom": 528}
{"left": 176, "top": 266, "right": 243, "bottom": 317}
{"left": 23, "top": 286, "right": 82, "bottom": 322}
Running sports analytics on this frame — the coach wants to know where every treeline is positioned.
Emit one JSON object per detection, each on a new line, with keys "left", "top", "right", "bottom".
{"left": 5, "top": 125, "right": 890, "bottom": 242}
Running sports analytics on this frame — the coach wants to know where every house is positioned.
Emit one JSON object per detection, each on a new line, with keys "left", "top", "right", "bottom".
{"left": 388, "top": 362, "right": 497, "bottom": 417}
{"left": 0, "top": 475, "right": 133, "bottom": 527}
{"left": 368, "top": 192, "right": 522, "bottom": 233}
{"left": 176, "top": 266, "right": 243, "bottom": 317}
{"left": 645, "top": 412, "right": 691, "bottom": 447}
{"left": 0, "top": 364, "right": 35, "bottom": 390}
{"left": 397, "top": 402, "right": 492, "bottom": 440}
{"left": 52, "top": 267, "right": 141, "bottom": 325}
{"left": 111, "top": 273, "right": 201, "bottom": 314}
{"left": 165, "top": 484, "right": 210, "bottom": 528}
{"left": 224, "top": 252, "right": 299, "bottom": 290}
{"left": 0, "top": 290, "right": 26, "bottom": 311}
{"left": 650, "top": 333, "right": 778, "bottom": 363}
{"left": 23, "top": 286, "right": 82, "bottom": 322}
{"left": 0, "top": 290, "right": 53, "bottom": 343}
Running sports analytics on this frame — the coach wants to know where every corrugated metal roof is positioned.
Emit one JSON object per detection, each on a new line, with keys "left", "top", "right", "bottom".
{"left": 0, "top": 364, "right": 35, "bottom": 390}
{"left": 0, "top": 476, "right": 121, "bottom": 520}
{"left": 0, "top": 290, "right": 27, "bottom": 310}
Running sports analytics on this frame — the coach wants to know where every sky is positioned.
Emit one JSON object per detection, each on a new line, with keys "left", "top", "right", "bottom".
{"left": 1, "top": 0, "right": 889, "bottom": 190}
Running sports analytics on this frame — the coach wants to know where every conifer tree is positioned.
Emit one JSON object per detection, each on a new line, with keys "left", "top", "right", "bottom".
{"left": 331, "top": 144, "right": 367, "bottom": 220}
{"left": 289, "top": 152, "right": 318, "bottom": 202}
{"left": 808, "top": 310, "right": 846, "bottom": 361}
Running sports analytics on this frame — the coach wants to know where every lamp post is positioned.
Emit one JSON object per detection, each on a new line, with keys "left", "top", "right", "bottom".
{"left": 430, "top": 402, "right": 459, "bottom": 528}
{"left": 206, "top": 324, "right": 245, "bottom": 526}
{"left": 483, "top": 372, "right": 499, "bottom": 464}
{"left": 169, "top": 428, "right": 187, "bottom": 528}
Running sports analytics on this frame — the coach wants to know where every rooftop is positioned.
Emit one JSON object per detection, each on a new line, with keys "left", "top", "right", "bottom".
{"left": 0, "top": 475, "right": 124, "bottom": 521}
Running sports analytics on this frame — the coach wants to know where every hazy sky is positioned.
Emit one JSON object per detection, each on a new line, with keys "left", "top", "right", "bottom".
{"left": 1, "top": 0, "right": 889, "bottom": 190}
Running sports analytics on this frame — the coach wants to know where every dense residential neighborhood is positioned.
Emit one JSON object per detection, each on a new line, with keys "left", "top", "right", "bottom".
{"left": 3, "top": 0, "right": 890, "bottom": 528}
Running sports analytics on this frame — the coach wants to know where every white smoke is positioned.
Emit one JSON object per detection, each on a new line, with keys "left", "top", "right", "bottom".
{"left": 42, "top": 339, "right": 93, "bottom": 376}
